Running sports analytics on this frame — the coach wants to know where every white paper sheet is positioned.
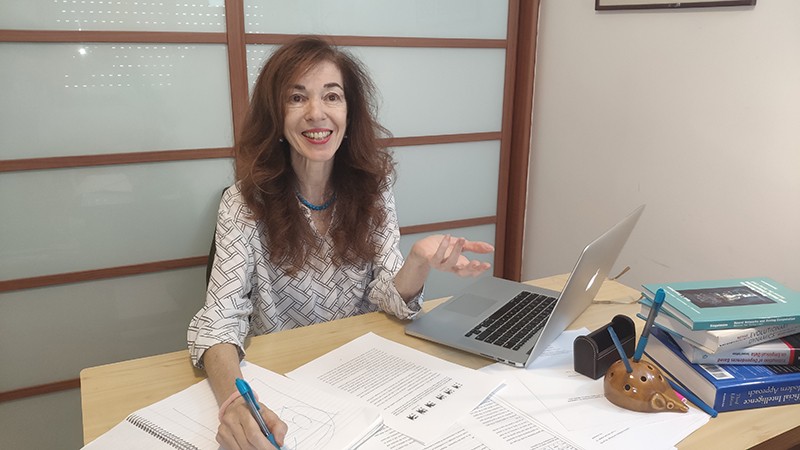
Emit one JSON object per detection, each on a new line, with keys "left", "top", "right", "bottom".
{"left": 480, "top": 329, "right": 710, "bottom": 450}
{"left": 359, "top": 424, "right": 492, "bottom": 450}
{"left": 360, "top": 395, "right": 583, "bottom": 450}
{"left": 458, "top": 396, "right": 582, "bottom": 449}
{"left": 358, "top": 425, "right": 424, "bottom": 450}
{"left": 518, "top": 357, "right": 654, "bottom": 431}
{"left": 285, "top": 332, "right": 505, "bottom": 445}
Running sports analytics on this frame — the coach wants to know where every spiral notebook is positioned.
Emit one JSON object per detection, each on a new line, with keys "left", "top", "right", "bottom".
{"left": 82, "top": 361, "right": 383, "bottom": 450}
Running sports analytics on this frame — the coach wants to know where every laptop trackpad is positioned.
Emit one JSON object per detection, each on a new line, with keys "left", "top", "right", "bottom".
{"left": 444, "top": 295, "right": 497, "bottom": 317}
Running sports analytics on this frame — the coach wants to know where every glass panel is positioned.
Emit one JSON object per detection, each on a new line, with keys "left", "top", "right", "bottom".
{"left": 399, "top": 224, "right": 496, "bottom": 300}
{"left": 0, "top": 159, "right": 234, "bottom": 280}
{"left": 0, "top": 43, "right": 232, "bottom": 159}
{"left": 244, "top": 0, "right": 507, "bottom": 39}
{"left": 0, "top": 0, "right": 226, "bottom": 32}
{"left": 245, "top": 45, "right": 505, "bottom": 137}
{"left": 245, "top": 44, "right": 278, "bottom": 88}
{"left": 393, "top": 141, "right": 500, "bottom": 227}
{"left": 0, "top": 267, "right": 206, "bottom": 391}
{"left": 359, "top": 47, "right": 505, "bottom": 136}
{"left": 0, "top": 390, "right": 82, "bottom": 450}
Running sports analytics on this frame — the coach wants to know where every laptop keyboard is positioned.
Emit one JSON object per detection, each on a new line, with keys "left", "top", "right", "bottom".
{"left": 464, "top": 291, "right": 557, "bottom": 351}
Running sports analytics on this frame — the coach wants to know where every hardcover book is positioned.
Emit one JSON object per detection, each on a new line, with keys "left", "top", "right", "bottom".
{"left": 644, "top": 327, "right": 800, "bottom": 412}
{"left": 642, "top": 278, "right": 800, "bottom": 331}
{"left": 638, "top": 300, "right": 800, "bottom": 354}
{"left": 674, "top": 332, "right": 800, "bottom": 366}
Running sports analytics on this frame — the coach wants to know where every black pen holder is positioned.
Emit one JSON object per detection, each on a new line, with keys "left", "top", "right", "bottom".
{"left": 573, "top": 315, "right": 636, "bottom": 380}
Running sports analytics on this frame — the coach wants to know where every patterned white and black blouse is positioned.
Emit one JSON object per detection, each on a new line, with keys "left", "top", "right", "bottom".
{"left": 187, "top": 182, "right": 423, "bottom": 368}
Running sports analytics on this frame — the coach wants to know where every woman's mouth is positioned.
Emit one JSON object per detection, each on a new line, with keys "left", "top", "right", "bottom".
{"left": 301, "top": 130, "right": 333, "bottom": 143}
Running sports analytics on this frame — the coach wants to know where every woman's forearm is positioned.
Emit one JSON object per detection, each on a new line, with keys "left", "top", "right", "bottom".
{"left": 202, "top": 343, "right": 244, "bottom": 405}
{"left": 394, "top": 249, "right": 430, "bottom": 303}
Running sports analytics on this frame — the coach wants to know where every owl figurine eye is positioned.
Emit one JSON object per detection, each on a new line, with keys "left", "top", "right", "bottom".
{"left": 604, "top": 359, "right": 689, "bottom": 413}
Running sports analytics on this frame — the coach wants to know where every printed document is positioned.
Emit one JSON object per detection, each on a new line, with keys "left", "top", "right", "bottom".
{"left": 360, "top": 395, "right": 581, "bottom": 450}
{"left": 458, "top": 396, "right": 582, "bottom": 449}
{"left": 285, "top": 332, "right": 505, "bottom": 445}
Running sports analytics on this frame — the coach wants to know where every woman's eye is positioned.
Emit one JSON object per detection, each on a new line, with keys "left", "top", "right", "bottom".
{"left": 289, "top": 94, "right": 303, "bottom": 103}
{"left": 326, "top": 93, "right": 341, "bottom": 102}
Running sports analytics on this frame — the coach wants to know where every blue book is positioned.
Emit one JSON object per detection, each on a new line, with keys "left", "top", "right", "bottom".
{"left": 642, "top": 278, "right": 800, "bottom": 331}
{"left": 644, "top": 327, "right": 800, "bottom": 412}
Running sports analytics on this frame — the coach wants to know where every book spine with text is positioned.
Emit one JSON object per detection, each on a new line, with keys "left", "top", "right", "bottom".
{"left": 713, "top": 324, "right": 800, "bottom": 351}
{"left": 711, "top": 365, "right": 800, "bottom": 411}
{"left": 645, "top": 328, "right": 800, "bottom": 412}
{"left": 638, "top": 301, "right": 800, "bottom": 353}
{"left": 676, "top": 333, "right": 800, "bottom": 365}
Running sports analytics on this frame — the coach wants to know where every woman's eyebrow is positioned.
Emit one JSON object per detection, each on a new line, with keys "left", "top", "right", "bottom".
{"left": 290, "top": 82, "right": 343, "bottom": 91}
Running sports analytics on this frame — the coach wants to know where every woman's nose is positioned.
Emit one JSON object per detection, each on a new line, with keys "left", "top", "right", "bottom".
{"left": 305, "top": 98, "right": 326, "bottom": 121}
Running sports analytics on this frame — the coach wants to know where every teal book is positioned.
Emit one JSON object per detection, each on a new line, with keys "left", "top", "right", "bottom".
{"left": 642, "top": 278, "right": 800, "bottom": 331}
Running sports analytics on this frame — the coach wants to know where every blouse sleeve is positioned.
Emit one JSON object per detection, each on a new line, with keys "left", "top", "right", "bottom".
{"left": 187, "top": 189, "right": 254, "bottom": 369}
{"left": 365, "top": 186, "right": 424, "bottom": 319}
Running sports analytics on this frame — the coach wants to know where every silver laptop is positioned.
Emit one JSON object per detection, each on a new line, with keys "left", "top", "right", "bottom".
{"left": 405, "top": 205, "right": 645, "bottom": 368}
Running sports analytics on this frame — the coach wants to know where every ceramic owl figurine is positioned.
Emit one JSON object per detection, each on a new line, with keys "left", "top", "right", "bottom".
{"left": 604, "top": 358, "right": 689, "bottom": 413}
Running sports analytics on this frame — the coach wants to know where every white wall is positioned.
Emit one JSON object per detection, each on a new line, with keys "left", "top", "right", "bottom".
{"left": 523, "top": 0, "right": 800, "bottom": 293}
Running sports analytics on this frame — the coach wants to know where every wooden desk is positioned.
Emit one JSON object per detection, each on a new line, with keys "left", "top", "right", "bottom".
{"left": 80, "top": 275, "right": 800, "bottom": 449}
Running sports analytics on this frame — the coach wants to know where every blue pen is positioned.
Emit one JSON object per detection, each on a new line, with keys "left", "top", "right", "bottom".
{"left": 633, "top": 288, "right": 666, "bottom": 362}
{"left": 608, "top": 326, "right": 633, "bottom": 373}
{"left": 667, "top": 378, "right": 718, "bottom": 418}
{"left": 235, "top": 378, "right": 281, "bottom": 449}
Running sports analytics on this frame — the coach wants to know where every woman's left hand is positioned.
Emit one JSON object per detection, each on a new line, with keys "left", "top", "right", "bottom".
{"left": 411, "top": 234, "right": 494, "bottom": 277}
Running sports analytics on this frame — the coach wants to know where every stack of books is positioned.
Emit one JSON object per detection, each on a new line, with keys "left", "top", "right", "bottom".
{"left": 638, "top": 277, "right": 800, "bottom": 413}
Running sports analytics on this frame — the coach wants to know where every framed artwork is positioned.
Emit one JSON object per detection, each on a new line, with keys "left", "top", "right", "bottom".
{"left": 595, "top": 0, "right": 756, "bottom": 10}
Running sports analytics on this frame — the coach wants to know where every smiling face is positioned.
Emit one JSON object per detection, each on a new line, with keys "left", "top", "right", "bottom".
{"left": 284, "top": 60, "right": 348, "bottom": 171}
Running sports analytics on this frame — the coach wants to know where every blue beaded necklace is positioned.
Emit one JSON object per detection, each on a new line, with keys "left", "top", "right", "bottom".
{"left": 295, "top": 190, "right": 336, "bottom": 211}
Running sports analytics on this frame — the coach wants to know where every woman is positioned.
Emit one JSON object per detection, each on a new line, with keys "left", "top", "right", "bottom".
{"left": 187, "top": 36, "right": 494, "bottom": 450}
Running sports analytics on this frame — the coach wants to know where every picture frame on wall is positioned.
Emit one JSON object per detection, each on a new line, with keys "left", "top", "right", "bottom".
{"left": 595, "top": 0, "right": 756, "bottom": 10}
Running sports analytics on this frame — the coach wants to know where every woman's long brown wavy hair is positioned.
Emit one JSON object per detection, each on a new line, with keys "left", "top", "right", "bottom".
{"left": 235, "top": 36, "right": 395, "bottom": 275}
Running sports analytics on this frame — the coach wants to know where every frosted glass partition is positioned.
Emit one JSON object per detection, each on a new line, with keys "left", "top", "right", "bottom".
{"left": 0, "top": 1, "right": 226, "bottom": 31}
{"left": 0, "top": 159, "right": 234, "bottom": 280}
{"left": 0, "top": 43, "right": 232, "bottom": 159}
{"left": 399, "top": 224, "right": 496, "bottom": 300}
{"left": 0, "top": 390, "right": 83, "bottom": 450}
{"left": 246, "top": 45, "right": 506, "bottom": 137}
{"left": 246, "top": 44, "right": 278, "bottom": 87}
{"left": 0, "top": 267, "right": 206, "bottom": 391}
{"left": 393, "top": 141, "right": 500, "bottom": 226}
{"left": 244, "top": 0, "right": 507, "bottom": 39}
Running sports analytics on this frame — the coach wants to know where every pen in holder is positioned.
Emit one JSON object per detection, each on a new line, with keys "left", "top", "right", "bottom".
{"left": 602, "top": 289, "right": 688, "bottom": 414}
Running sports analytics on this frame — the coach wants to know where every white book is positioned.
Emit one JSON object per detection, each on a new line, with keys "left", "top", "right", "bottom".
{"left": 674, "top": 332, "right": 800, "bottom": 365}
{"left": 82, "top": 361, "right": 382, "bottom": 450}
{"left": 639, "top": 302, "right": 800, "bottom": 354}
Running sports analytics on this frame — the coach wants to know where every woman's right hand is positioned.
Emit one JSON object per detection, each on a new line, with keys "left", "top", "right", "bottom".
{"left": 217, "top": 397, "right": 288, "bottom": 450}
{"left": 410, "top": 234, "right": 494, "bottom": 277}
